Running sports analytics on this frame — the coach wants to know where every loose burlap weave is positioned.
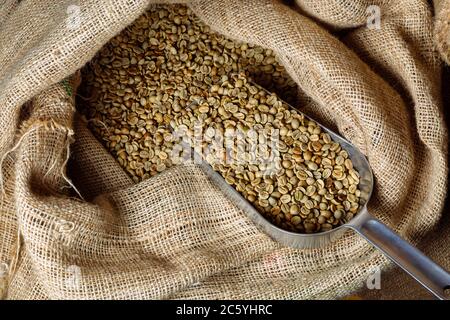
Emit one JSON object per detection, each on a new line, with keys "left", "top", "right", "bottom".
{"left": 434, "top": 0, "right": 450, "bottom": 65}
{"left": 0, "top": 0, "right": 448, "bottom": 299}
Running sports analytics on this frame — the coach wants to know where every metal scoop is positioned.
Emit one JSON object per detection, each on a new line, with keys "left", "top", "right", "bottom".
{"left": 196, "top": 89, "right": 450, "bottom": 300}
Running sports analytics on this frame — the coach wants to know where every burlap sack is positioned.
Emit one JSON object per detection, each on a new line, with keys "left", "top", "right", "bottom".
{"left": 0, "top": 0, "right": 447, "bottom": 299}
{"left": 359, "top": 0, "right": 450, "bottom": 299}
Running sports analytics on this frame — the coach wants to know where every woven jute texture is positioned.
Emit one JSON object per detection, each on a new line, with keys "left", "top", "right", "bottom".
{"left": 0, "top": 0, "right": 448, "bottom": 299}
{"left": 434, "top": 0, "right": 450, "bottom": 65}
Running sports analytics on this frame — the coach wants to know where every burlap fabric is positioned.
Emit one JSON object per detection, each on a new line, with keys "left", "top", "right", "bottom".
{"left": 358, "top": 0, "right": 450, "bottom": 299}
{"left": 0, "top": 0, "right": 448, "bottom": 299}
{"left": 434, "top": 0, "right": 450, "bottom": 65}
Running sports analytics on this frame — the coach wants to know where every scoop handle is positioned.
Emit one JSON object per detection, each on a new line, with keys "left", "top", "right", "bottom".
{"left": 350, "top": 212, "right": 450, "bottom": 300}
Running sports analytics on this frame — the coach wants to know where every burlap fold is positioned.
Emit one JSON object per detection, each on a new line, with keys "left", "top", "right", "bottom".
{"left": 434, "top": 0, "right": 450, "bottom": 65}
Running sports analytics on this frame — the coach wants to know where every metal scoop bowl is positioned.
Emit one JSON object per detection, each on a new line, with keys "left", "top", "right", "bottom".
{"left": 197, "top": 89, "right": 450, "bottom": 300}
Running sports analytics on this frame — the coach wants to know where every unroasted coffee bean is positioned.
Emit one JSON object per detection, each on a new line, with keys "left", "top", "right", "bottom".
{"left": 79, "top": 5, "right": 361, "bottom": 234}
